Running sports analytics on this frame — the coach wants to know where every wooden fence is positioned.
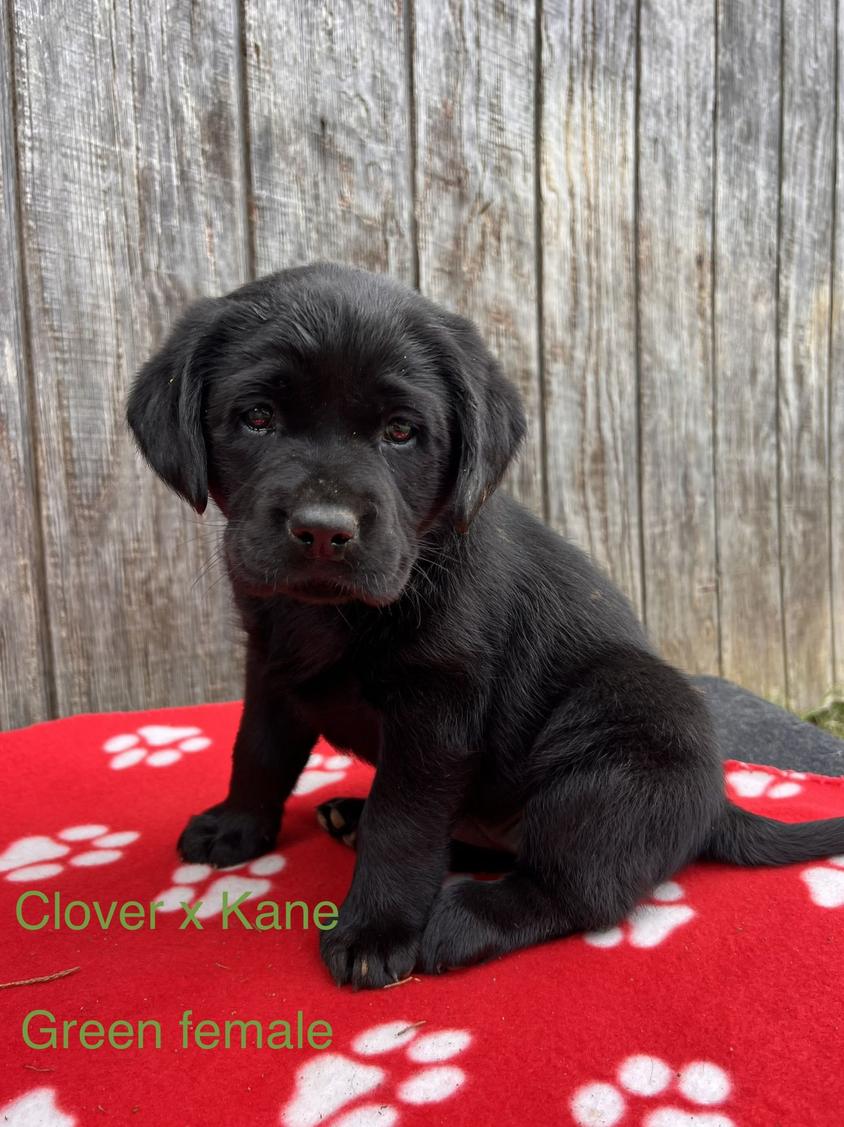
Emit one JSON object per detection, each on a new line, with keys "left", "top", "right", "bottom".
{"left": 1, "top": 0, "right": 841, "bottom": 730}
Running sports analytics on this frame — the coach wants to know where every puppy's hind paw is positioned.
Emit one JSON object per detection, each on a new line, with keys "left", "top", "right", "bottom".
{"left": 316, "top": 796, "right": 365, "bottom": 848}
{"left": 418, "top": 878, "right": 508, "bottom": 973}
{"left": 177, "top": 803, "right": 278, "bottom": 867}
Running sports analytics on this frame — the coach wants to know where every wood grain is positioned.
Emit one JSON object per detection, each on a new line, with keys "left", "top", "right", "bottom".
{"left": 832, "top": 0, "right": 843, "bottom": 692}
{"left": 0, "top": 0, "right": 49, "bottom": 728}
{"left": 244, "top": 0, "right": 414, "bottom": 279}
{"left": 412, "top": 0, "right": 543, "bottom": 516}
{"left": 777, "top": 0, "right": 836, "bottom": 710}
{"left": 2, "top": 1, "right": 842, "bottom": 726}
{"left": 713, "top": 0, "right": 787, "bottom": 703}
{"left": 12, "top": 0, "right": 249, "bottom": 718}
{"left": 637, "top": 0, "right": 719, "bottom": 674}
{"left": 540, "top": 0, "right": 642, "bottom": 614}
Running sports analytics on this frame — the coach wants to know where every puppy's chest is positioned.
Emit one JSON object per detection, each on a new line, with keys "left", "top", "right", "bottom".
{"left": 290, "top": 659, "right": 387, "bottom": 764}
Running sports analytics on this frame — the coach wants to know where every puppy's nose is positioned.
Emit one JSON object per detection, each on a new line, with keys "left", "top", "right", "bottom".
{"left": 288, "top": 505, "right": 358, "bottom": 559}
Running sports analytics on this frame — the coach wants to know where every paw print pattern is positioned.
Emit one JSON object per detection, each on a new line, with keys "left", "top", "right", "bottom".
{"left": 726, "top": 767, "right": 803, "bottom": 800}
{"left": 102, "top": 724, "right": 212, "bottom": 770}
{"left": 584, "top": 882, "right": 694, "bottom": 949}
{"left": 0, "top": 825, "right": 139, "bottom": 883}
{"left": 571, "top": 1055, "right": 733, "bottom": 1126}
{"left": 281, "top": 1020, "right": 472, "bottom": 1127}
{"left": 801, "top": 855, "right": 844, "bottom": 909}
{"left": 0, "top": 1087, "right": 76, "bottom": 1126}
{"left": 293, "top": 749, "right": 354, "bottom": 796}
{"left": 155, "top": 854, "right": 286, "bottom": 919}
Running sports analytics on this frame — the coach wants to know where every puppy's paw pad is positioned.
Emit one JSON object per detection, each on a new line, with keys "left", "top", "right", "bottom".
{"left": 315, "top": 797, "right": 365, "bottom": 843}
{"left": 177, "top": 805, "right": 278, "bottom": 867}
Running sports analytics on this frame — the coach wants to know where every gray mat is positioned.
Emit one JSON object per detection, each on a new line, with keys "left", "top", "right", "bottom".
{"left": 692, "top": 675, "right": 844, "bottom": 777}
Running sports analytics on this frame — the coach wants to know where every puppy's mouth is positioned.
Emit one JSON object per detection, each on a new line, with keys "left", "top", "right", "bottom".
{"left": 235, "top": 569, "right": 405, "bottom": 607}
{"left": 225, "top": 540, "right": 411, "bottom": 607}
{"left": 285, "top": 578, "right": 363, "bottom": 605}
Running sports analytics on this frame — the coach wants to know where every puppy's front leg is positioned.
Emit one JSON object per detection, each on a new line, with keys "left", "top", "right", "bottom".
{"left": 178, "top": 648, "right": 316, "bottom": 867}
{"left": 321, "top": 724, "right": 467, "bottom": 989}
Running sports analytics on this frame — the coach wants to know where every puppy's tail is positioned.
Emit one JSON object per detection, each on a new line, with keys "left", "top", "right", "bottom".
{"left": 702, "top": 801, "right": 844, "bottom": 866}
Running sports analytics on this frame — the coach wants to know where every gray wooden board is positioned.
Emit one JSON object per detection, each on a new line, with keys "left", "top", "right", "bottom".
{"left": 412, "top": 0, "right": 544, "bottom": 517}
{"left": 713, "top": 0, "right": 788, "bottom": 703}
{"left": 832, "top": 0, "right": 843, "bottom": 692}
{"left": 540, "top": 0, "right": 643, "bottom": 615}
{"left": 244, "top": 0, "right": 414, "bottom": 279}
{"left": 637, "top": 0, "right": 720, "bottom": 674}
{"left": 12, "top": 0, "right": 248, "bottom": 718}
{"left": 778, "top": 0, "right": 836, "bottom": 710}
{"left": 2, "top": 0, "right": 843, "bottom": 725}
{"left": 0, "top": 0, "right": 49, "bottom": 728}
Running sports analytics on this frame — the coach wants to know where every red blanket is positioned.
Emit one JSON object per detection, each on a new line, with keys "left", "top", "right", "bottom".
{"left": 2, "top": 702, "right": 843, "bottom": 1125}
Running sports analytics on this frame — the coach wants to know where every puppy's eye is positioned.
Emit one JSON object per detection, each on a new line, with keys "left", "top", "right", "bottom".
{"left": 383, "top": 418, "right": 416, "bottom": 445}
{"left": 243, "top": 404, "right": 275, "bottom": 432}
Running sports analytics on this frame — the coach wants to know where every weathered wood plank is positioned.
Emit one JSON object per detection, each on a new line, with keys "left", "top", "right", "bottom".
{"left": 13, "top": 0, "right": 248, "bottom": 717}
{"left": 832, "top": 1, "right": 844, "bottom": 693}
{"left": 778, "top": 0, "right": 836, "bottom": 711}
{"left": 413, "top": 0, "right": 543, "bottom": 516}
{"left": 0, "top": 0, "right": 50, "bottom": 729}
{"left": 244, "top": 0, "right": 414, "bottom": 279}
{"left": 540, "top": 0, "right": 642, "bottom": 613}
{"left": 714, "top": 0, "right": 787, "bottom": 703}
{"left": 637, "top": 0, "right": 719, "bottom": 674}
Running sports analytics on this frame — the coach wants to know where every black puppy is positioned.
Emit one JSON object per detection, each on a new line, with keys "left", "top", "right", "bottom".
{"left": 128, "top": 263, "right": 844, "bottom": 988}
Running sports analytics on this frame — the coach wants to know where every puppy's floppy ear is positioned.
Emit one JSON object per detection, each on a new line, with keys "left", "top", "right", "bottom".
{"left": 440, "top": 313, "right": 527, "bottom": 533}
{"left": 127, "top": 298, "right": 227, "bottom": 514}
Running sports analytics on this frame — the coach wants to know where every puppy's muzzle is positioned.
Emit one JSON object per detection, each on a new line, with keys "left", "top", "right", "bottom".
{"left": 287, "top": 504, "right": 359, "bottom": 561}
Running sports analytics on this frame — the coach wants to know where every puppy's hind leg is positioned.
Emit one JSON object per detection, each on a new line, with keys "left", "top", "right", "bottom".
{"left": 316, "top": 797, "right": 515, "bottom": 872}
{"left": 419, "top": 755, "right": 718, "bottom": 972}
{"left": 420, "top": 773, "right": 657, "bottom": 971}
{"left": 419, "top": 649, "right": 722, "bottom": 972}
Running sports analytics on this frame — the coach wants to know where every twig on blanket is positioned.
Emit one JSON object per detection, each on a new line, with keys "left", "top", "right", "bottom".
{"left": 0, "top": 965, "right": 80, "bottom": 989}
{"left": 382, "top": 975, "right": 421, "bottom": 990}
{"left": 395, "top": 1020, "right": 427, "bottom": 1037}
{"left": 214, "top": 962, "right": 230, "bottom": 969}
{"left": 24, "top": 1064, "right": 55, "bottom": 1072}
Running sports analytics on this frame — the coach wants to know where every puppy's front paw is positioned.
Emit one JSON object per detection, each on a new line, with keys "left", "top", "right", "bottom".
{"left": 320, "top": 911, "right": 419, "bottom": 989}
{"left": 177, "top": 803, "right": 278, "bottom": 867}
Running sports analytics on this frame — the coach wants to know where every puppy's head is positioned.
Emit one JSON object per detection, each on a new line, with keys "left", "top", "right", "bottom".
{"left": 128, "top": 264, "right": 525, "bottom": 606}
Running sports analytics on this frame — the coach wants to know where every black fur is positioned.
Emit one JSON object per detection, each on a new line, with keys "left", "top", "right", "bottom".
{"left": 128, "top": 263, "right": 844, "bottom": 988}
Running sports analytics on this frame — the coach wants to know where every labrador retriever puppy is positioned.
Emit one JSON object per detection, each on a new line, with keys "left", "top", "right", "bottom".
{"left": 128, "top": 263, "right": 844, "bottom": 988}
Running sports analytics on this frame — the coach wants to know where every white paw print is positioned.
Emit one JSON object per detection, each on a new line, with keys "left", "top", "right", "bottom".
{"left": 155, "top": 853, "right": 286, "bottom": 919}
{"left": 102, "top": 724, "right": 212, "bottom": 770}
{"left": 584, "top": 881, "right": 694, "bottom": 949}
{"left": 801, "top": 855, "right": 844, "bottom": 909}
{"left": 571, "top": 1055, "right": 734, "bottom": 1126}
{"left": 0, "top": 1087, "right": 76, "bottom": 1126}
{"left": 0, "top": 825, "right": 140, "bottom": 883}
{"left": 726, "top": 767, "right": 803, "bottom": 800}
{"left": 281, "top": 1020, "right": 472, "bottom": 1127}
{"left": 293, "top": 748, "right": 354, "bottom": 796}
